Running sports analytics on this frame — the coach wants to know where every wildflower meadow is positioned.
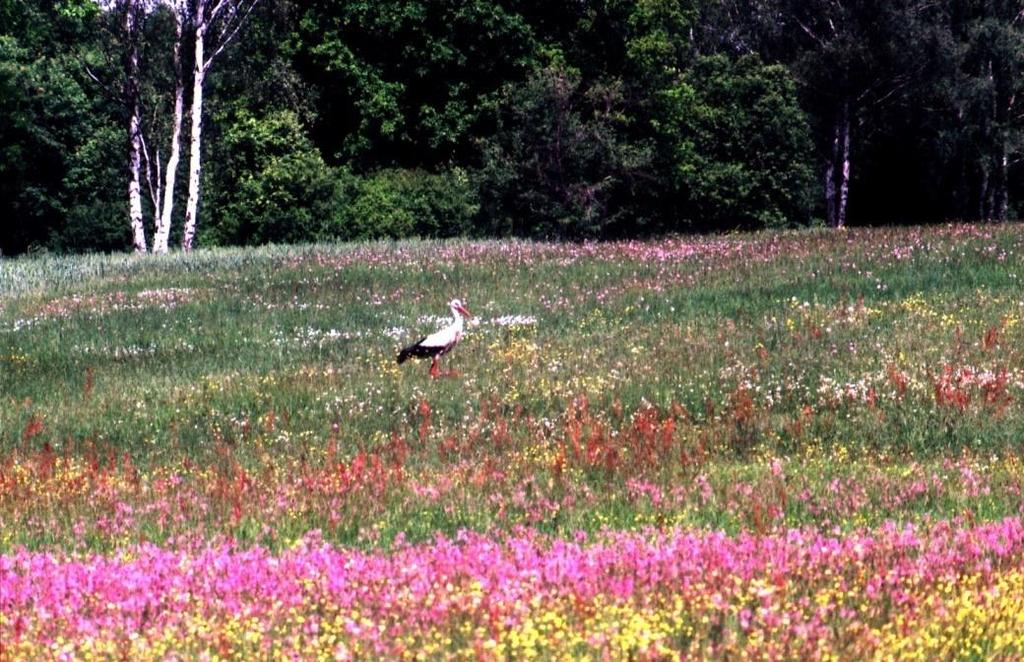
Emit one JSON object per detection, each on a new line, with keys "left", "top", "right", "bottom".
{"left": 2, "top": 223, "right": 1023, "bottom": 659}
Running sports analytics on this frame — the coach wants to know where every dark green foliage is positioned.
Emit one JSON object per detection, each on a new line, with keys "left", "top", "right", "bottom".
{"left": 208, "top": 110, "right": 341, "bottom": 246}
{"left": 339, "top": 168, "right": 479, "bottom": 240}
{"left": 478, "top": 63, "right": 654, "bottom": 238}
{"left": 297, "top": 0, "right": 537, "bottom": 167}
{"left": 61, "top": 124, "right": 131, "bottom": 252}
{"left": 925, "top": 0, "right": 1024, "bottom": 221}
{"left": 207, "top": 111, "right": 479, "bottom": 243}
{"left": 656, "top": 55, "right": 814, "bottom": 229}
{"left": 0, "top": 34, "right": 97, "bottom": 253}
{"left": 0, "top": 0, "right": 1021, "bottom": 254}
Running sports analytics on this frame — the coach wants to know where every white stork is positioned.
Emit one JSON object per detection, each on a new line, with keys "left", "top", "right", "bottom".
{"left": 397, "top": 299, "right": 473, "bottom": 378}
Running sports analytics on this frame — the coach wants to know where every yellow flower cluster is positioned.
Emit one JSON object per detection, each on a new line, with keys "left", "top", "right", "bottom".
{"left": 874, "top": 569, "right": 1024, "bottom": 660}
{"left": 496, "top": 595, "right": 693, "bottom": 660}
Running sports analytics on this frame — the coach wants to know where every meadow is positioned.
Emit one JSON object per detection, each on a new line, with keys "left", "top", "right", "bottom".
{"left": 1, "top": 223, "right": 1023, "bottom": 659}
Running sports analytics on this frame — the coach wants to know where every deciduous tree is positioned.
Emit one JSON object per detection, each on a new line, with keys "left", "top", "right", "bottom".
{"left": 181, "top": 0, "right": 259, "bottom": 251}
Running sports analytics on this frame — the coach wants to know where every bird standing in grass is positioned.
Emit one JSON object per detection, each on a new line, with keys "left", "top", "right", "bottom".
{"left": 397, "top": 299, "right": 473, "bottom": 378}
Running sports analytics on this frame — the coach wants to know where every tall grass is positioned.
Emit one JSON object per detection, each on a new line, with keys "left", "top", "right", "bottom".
{"left": 1, "top": 224, "right": 1022, "bottom": 551}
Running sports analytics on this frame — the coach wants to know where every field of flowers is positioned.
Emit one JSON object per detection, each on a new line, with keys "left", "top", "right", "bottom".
{"left": 1, "top": 223, "right": 1023, "bottom": 659}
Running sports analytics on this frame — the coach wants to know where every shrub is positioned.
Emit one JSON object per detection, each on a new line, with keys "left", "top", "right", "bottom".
{"left": 209, "top": 110, "right": 342, "bottom": 246}
{"left": 654, "top": 55, "right": 816, "bottom": 230}
{"left": 338, "top": 168, "right": 478, "bottom": 240}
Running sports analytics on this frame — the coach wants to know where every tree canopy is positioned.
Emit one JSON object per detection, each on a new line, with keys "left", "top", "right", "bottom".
{"left": 1, "top": 0, "right": 1021, "bottom": 254}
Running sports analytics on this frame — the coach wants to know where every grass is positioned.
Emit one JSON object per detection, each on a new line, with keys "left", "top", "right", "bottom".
{"left": 2, "top": 224, "right": 1024, "bottom": 659}
{"left": 1, "top": 224, "right": 1022, "bottom": 552}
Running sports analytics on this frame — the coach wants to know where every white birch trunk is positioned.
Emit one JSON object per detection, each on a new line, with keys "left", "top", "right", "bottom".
{"left": 996, "top": 149, "right": 1009, "bottom": 221}
{"left": 824, "top": 124, "right": 838, "bottom": 227}
{"left": 154, "top": 2, "right": 185, "bottom": 254}
{"left": 180, "top": 0, "right": 258, "bottom": 251}
{"left": 836, "top": 101, "right": 851, "bottom": 229}
{"left": 129, "top": 110, "right": 148, "bottom": 253}
{"left": 181, "top": 12, "right": 206, "bottom": 252}
{"left": 140, "top": 130, "right": 162, "bottom": 218}
{"left": 126, "top": 2, "right": 147, "bottom": 253}
{"left": 823, "top": 101, "right": 851, "bottom": 229}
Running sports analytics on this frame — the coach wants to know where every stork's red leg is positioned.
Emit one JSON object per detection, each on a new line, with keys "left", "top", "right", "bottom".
{"left": 429, "top": 357, "right": 440, "bottom": 378}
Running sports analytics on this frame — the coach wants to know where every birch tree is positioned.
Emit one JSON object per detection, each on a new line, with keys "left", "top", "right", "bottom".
{"left": 123, "top": 0, "right": 148, "bottom": 252}
{"left": 98, "top": 0, "right": 160, "bottom": 252}
{"left": 181, "top": 0, "right": 259, "bottom": 252}
{"left": 152, "top": 0, "right": 186, "bottom": 253}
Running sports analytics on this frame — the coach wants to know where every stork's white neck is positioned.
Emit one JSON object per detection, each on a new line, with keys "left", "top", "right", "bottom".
{"left": 449, "top": 305, "right": 464, "bottom": 330}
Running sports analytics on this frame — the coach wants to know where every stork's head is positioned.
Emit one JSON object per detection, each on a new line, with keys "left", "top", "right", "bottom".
{"left": 449, "top": 298, "right": 472, "bottom": 318}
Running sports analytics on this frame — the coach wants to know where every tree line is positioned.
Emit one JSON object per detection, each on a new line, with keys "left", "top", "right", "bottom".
{"left": 2, "top": 0, "right": 1021, "bottom": 255}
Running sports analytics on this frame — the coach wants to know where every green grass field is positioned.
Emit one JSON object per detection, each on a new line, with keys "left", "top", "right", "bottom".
{"left": 3, "top": 224, "right": 1022, "bottom": 550}
{"left": 2, "top": 224, "right": 1023, "bottom": 658}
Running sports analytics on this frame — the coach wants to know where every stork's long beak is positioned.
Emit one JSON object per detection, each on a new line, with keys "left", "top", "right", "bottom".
{"left": 457, "top": 304, "right": 472, "bottom": 318}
